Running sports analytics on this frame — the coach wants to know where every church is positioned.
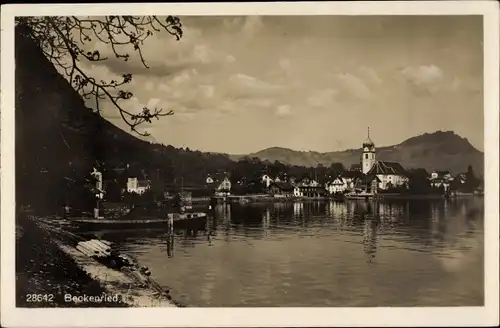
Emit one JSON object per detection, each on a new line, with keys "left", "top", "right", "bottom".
{"left": 360, "top": 128, "right": 409, "bottom": 190}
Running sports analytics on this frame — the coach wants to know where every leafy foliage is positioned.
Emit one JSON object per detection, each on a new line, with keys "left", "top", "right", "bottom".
{"left": 15, "top": 16, "right": 183, "bottom": 136}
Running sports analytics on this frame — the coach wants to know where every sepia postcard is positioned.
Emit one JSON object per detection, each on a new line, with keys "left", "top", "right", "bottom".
{"left": 1, "top": 1, "right": 499, "bottom": 327}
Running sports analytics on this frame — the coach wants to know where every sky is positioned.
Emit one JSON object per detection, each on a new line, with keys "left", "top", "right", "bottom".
{"left": 82, "top": 15, "right": 484, "bottom": 154}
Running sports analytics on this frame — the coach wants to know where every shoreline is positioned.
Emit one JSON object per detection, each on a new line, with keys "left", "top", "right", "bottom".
{"left": 189, "top": 194, "right": 478, "bottom": 204}
{"left": 16, "top": 213, "right": 180, "bottom": 308}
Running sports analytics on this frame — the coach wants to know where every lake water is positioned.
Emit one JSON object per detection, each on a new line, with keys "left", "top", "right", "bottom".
{"left": 94, "top": 198, "right": 484, "bottom": 307}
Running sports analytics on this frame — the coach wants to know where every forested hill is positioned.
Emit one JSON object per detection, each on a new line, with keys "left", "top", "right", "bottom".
{"left": 15, "top": 27, "right": 234, "bottom": 209}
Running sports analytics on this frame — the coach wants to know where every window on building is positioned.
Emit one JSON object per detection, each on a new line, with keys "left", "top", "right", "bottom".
{"left": 365, "top": 154, "right": 368, "bottom": 159}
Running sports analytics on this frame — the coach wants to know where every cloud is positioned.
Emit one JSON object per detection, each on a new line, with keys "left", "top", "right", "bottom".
{"left": 84, "top": 21, "right": 232, "bottom": 79}
{"left": 275, "top": 105, "right": 292, "bottom": 118}
{"left": 224, "top": 73, "right": 286, "bottom": 99}
{"left": 242, "top": 16, "right": 264, "bottom": 37}
{"left": 401, "top": 65, "right": 444, "bottom": 95}
{"left": 279, "top": 58, "right": 292, "bottom": 72}
{"left": 308, "top": 88, "right": 338, "bottom": 108}
{"left": 333, "top": 73, "right": 372, "bottom": 100}
{"left": 358, "top": 66, "right": 383, "bottom": 86}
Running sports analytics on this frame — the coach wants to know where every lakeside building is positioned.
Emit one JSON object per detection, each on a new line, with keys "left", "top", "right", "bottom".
{"left": 268, "top": 182, "right": 294, "bottom": 198}
{"left": 210, "top": 173, "right": 232, "bottom": 197}
{"left": 261, "top": 174, "right": 274, "bottom": 188}
{"left": 326, "top": 176, "right": 346, "bottom": 194}
{"left": 126, "top": 177, "right": 150, "bottom": 194}
{"left": 429, "top": 170, "right": 454, "bottom": 191}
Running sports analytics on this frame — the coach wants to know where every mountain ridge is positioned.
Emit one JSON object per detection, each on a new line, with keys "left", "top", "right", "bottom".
{"left": 229, "top": 130, "right": 483, "bottom": 175}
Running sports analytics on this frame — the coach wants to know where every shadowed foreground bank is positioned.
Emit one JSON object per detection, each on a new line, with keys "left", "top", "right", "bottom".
{"left": 16, "top": 213, "right": 128, "bottom": 307}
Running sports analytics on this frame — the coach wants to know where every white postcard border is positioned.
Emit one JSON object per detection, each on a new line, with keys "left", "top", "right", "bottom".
{"left": 1, "top": 1, "right": 498, "bottom": 327}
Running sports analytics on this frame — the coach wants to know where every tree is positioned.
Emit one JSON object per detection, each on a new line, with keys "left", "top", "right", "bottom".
{"left": 15, "top": 16, "right": 183, "bottom": 136}
{"left": 464, "top": 164, "right": 480, "bottom": 192}
{"left": 407, "top": 168, "right": 432, "bottom": 194}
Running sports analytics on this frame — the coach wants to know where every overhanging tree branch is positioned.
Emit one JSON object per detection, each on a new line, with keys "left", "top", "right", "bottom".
{"left": 15, "top": 15, "right": 183, "bottom": 136}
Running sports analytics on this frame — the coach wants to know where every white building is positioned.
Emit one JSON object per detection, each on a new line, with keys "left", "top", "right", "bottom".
{"left": 326, "top": 177, "right": 346, "bottom": 194}
{"left": 127, "top": 177, "right": 150, "bottom": 194}
{"left": 429, "top": 170, "right": 454, "bottom": 191}
{"left": 293, "top": 186, "right": 303, "bottom": 197}
{"left": 366, "top": 162, "right": 409, "bottom": 190}
{"left": 261, "top": 174, "right": 273, "bottom": 188}
{"left": 215, "top": 176, "right": 231, "bottom": 196}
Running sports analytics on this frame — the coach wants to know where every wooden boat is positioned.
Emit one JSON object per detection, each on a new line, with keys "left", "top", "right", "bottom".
{"left": 72, "top": 212, "right": 207, "bottom": 230}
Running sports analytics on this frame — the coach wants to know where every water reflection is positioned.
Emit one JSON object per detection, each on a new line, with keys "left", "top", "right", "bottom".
{"left": 165, "top": 233, "right": 174, "bottom": 258}
{"left": 97, "top": 198, "right": 483, "bottom": 307}
{"left": 363, "top": 218, "right": 378, "bottom": 264}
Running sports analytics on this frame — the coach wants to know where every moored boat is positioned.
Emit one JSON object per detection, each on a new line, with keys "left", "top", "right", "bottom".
{"left": 72, "top": 211, "right": 207, "bottom": 230}
{"left": 344, "top": 192, "right": 374, "bottom": 200}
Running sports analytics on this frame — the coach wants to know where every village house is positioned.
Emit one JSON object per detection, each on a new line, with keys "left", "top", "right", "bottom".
{"left": 293, "top": 186, "right": 303, "bottom": 197}
{"left": 456, "top": 173, "right": 467, "bottom": 184}
{"left": 296, "top": 176, "right": 320, "bottom": 188}
{"left": 126, "top": 177, "right": 150, "bottom": 194}
{"left": 268, "top": 181, "right": 294, "bottom": 198}
{"left": 274, "top": 173, "right": 289, "bottom": 183}
{"left": 429, "top": 170, "right": 454, "bottom": 191}
{"left": 211, "top": 173, "right": 232, "bottom": 197}
{"left": 205, "top": 174, "right": 214, "bottom": 185}
{"left": 355, "top": 175, "right": 381, "bottom": 194}
{"left": 293, "top": 177, "right": 325, "bottom": 197}
{"left": 339, "top": 171, "right": 364, "bottom": 192}
{"left": 360, "top": 128, "right": 409, "bottom": 190}
{"left": 261, "top": 174, "right": 274, "bottom": 188}
{"left": 326, "top": 176, "right": 346, "bottom": 194}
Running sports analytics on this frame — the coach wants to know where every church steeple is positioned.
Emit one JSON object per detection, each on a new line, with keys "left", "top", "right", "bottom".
{"left": 362, "top": 127, "right": 376, "bottom": 174}
{"left": 363, "top": 127, "right": 374, "bottom": 148}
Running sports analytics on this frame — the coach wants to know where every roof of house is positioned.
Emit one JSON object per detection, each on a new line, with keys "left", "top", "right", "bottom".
{"left": 350, "top": 164, "right": 361, "bottom": 170}
{"left": 137, "top": 180, "right": 151, "bottom": 188}
{"left": 270, "top": 181, "right": 294, "bottom": 190}
{"left": 432, "top": 170, "right": 451, "bottom": 177}
{"left": 341, "top": 171, "right": 364, "bottom": 179}
{"left": 367, "top": 161, "right": 407, "bottom": 176}
{"left": 276, "top": 172, "right": 288, "bottom": 179}
{"left": 329, "top": 177, "right": 345, "bottom": 185}
{"left": 357, "top": 174, "right": 381, "bottom": 185}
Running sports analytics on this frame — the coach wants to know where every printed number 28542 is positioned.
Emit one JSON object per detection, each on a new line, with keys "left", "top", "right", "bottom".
{"left": 26, "top": 294, "right": 54, "bottom": 302}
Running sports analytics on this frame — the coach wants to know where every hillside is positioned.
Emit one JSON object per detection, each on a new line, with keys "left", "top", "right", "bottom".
{"left": 15, "top": 26, "right": 234, "bottom": 210}
{"left": 231, "top": 131, "right": 484, "bottom": 175}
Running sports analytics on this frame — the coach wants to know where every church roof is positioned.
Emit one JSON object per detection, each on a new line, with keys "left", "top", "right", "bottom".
{"left": 367, "top": 161, "right": 407, "bottom": 176}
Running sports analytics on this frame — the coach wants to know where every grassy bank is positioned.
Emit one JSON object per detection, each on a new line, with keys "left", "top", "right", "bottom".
{"left": 16, "top": 213, "right": 128, "bottom": 307}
